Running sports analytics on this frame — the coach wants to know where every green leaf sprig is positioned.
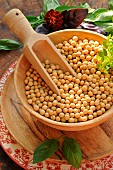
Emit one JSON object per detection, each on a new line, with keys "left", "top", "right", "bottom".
{"left": 26, "top": 13, "right": 44, "bottom": 29}
{"left": 96, "top": 34, "right": 113, "bottom": 73}
{"left": 84, "top": 0, "right": 113, "bottom": 35}
{"left": 0, "top": 39, "right": 22, "bottom": 50}
{"left": 33, "top": 137, "right": 82, "bottom": 168}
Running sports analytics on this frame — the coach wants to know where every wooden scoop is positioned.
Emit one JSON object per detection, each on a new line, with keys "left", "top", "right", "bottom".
{"left": 4, "top": 9, "right": 76, "bottom": 95}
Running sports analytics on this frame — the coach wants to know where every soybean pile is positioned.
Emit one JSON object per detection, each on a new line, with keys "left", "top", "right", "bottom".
{"left": 24, "top": 35, "right": 113, "bottom": 123}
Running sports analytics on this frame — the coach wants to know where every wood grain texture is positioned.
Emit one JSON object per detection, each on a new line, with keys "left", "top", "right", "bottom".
{"left": 1, "top": 72, "right": 113, "bottom": 162}
{"left": 0, "top": 0, "right": 108, "bottom": 79}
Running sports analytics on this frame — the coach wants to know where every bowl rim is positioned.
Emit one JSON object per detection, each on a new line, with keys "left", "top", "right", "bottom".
{"left": 14, "top": 29, "right": 113, "bottom": 131}
{"left": 47, "top": 28, "right": 107, "bottom": 39}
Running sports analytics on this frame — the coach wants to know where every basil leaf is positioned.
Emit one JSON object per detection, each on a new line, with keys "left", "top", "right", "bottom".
{"left": 95, "top": 22, "right": 113, "bottom": 33}
{"left": 103, "top": 49, "right": 107, "bottom": 56}
{"left": 55, "top": 3, "right": 91, "bottom": 13}
{"left": 79, "top": 3, "right": 94, "bottom": 13}
{"left": 94, "top": 10, "right": 113, "bottom": 22}
{"left": 108, "top": 0, "right": 113, "bottom": 9}
{"left": 103, "top": 40, "right": 108, "bottom": 48}
{"left": 33, "top": 139, "right": 60, "bottom": 163}
{"left": 62, "top": 138, "right": 82, "bottom": 168}
{"left": 85, "top": 8, "right": 108, "bottom": 22}
{"left": 55, "top": 5, "right": 78, "bottom": 12}
{"left": 39, "top": 12, "right": 45, "bottom": 19}
{"left": 43, "top": 0, "right": 60, "bottom": 14}
{"left": 79, "top": 2, "right": 91, "bottom": 9}
{"left": 26, "top": 14, "right": 44, "bottom": 28}
{"left": 98, "top": 51, "right": 104, "bottom": 58}
{"left": 0, "top": 39, "right": 22, "bottom": 50}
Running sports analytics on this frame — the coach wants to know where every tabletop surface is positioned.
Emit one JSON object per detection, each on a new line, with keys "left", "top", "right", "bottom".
{"left": 0, "top": 0, "right": 108, "bottom": 169}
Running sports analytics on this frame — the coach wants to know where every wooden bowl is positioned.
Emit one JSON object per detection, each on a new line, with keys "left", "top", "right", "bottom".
{"left": 14, "top": 29, "right": 113, "bottom": 131}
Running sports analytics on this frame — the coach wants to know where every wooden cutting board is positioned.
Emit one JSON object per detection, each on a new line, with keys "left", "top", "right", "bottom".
{"left": 1, "top": 72, "right": 113, "bottom": 163}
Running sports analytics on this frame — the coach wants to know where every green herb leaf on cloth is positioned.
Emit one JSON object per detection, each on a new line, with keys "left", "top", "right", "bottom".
{"left": 0, "top": 39, "right": 22, "bottom": 50}
{"left": 33, "top": 139, "right": 60, "bottom": 163}
{"left": 62, "top": 137, "right": 82, "bottom": 168}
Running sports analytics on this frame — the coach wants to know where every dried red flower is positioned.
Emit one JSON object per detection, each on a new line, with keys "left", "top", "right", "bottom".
{"left": 44, "top": 9, "right": 63, "bottom": 31}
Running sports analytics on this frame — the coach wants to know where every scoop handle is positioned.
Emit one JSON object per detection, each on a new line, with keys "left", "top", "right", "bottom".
{"left": 4, "top": 9, "right": 35, "bottom": 44}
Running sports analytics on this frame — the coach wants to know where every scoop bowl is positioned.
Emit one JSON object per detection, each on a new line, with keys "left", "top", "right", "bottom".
{"left": 14, "top": 29, "right": 113, "bottom": 131}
